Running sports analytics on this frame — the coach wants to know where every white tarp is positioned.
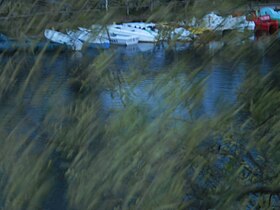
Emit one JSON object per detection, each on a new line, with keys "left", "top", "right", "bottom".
{"left": 202, "top": 12, "right": 224, "bottom": 30}
{"left": 201, "top": 12, "right": 255, "bottom": 31}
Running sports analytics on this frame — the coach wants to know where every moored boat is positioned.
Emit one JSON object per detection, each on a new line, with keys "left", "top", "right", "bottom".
{"left": 108, "top": 24, "right": 157, "bottom": 42}
{"left": 109, "top": 33, "right": 139, "bottom": 45}
{"left": 88, "top": 25, "right": 139, "bottom": 45}
{"left": 44, "top": 29, "right": 83, "bottom": 51}
{"left": 122, "top": 22, "right": 157, "bottom": 32}
{"left": 67, "top": 29, "right": 110, "bottom": 49}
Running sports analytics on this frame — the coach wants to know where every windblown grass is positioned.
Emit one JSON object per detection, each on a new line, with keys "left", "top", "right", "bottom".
{"left": 0, "top": 0, "right": 280, "bottom": 210}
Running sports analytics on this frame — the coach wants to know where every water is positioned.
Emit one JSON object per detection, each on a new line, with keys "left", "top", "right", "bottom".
{"left": 0, "top": 40, "right": 274, "bottom": 126}
{"left": 0, "top": 38, "right": 277, "bottom": 209}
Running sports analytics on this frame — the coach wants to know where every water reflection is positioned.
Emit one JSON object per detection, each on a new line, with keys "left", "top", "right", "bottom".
{"left": 0, "top": 40, "right": 274, "bottom": 124}
{"left": 203, "top": 61, "right": 246, "bottom": 115}
{"left": 0, "top": 38, "right": 278, "bottom": 210}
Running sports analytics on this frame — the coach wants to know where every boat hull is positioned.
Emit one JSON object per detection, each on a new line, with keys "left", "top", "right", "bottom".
{"left": 108, "top": 25, "right": 157, "bottom": 42}
{"left": 44, "top": 29, "right": 83, "bottom": 51}
{"left": 67, "top": 30, "right": 110, "bottom": 49}
{"left": 109, "top": 34, "right": 139, "bottom": 45}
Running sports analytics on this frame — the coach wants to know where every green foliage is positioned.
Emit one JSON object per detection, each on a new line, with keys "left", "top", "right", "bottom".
{"left": 0, "top": 1, "right": 280, "bottom": 210}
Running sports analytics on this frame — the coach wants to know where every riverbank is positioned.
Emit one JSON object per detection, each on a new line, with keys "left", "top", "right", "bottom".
{"left": 0, "top": 1, "right": 253, "bottom": 38}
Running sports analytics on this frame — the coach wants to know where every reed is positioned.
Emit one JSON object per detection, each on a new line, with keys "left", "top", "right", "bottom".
{"left": 0, "top": 0, "right": 280, "bottom": 210}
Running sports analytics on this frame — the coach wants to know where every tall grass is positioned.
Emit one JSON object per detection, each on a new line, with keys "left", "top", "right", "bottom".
{"left": 0, "top": 0, "right": 280, "bottom": 210}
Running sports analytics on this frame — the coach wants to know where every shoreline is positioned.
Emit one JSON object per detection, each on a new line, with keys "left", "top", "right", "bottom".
{"left": 0, "top": 2, "right": 253, "bottom": 37}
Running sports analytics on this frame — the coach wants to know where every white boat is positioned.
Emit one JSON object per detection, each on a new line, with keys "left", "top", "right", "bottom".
{"left": 67, "top": 29, "right": 110, "bottom": 49}
{"left": 122, "top": 22, "right": 157, "bottom": 33}
{"left": 109, "top": 33, "right": 139, "bottom": 45}
{"left": 89, "top": 25, "right": 139, "bottom": 45}
{"left": 44, "top": 29, "right": 83, "bottom": 51}
{"left": 108, "top": 24, "right": 157, "bottom": 42}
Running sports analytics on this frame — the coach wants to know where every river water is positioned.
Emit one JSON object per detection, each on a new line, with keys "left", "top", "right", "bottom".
{"left": 0, "top": 38, "right": 275, "bottom": 131}
{"left": 0, "top": 36, "right": 278, "bottom": 209}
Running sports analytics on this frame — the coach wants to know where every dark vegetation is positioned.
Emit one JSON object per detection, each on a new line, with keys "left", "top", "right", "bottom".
{"left": 0, "top": 0, "right": 280, "bottom": 210}
{"left": 0, "top": 0, "right": 248, "bottom": 36}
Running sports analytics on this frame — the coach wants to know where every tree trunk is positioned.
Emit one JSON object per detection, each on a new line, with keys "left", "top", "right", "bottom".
{"left": 105, "top": 0, "right": 108, "bottom": 11}
{"left": 150, "top": 0, "right": 153, "bottom": 12}
{"left": 126, "top": 0, "right": 129, "bottom": 15}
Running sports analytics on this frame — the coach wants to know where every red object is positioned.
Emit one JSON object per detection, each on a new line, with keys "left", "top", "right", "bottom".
{"left": 253, "top": 15, "right": 278, "bottom": 34}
